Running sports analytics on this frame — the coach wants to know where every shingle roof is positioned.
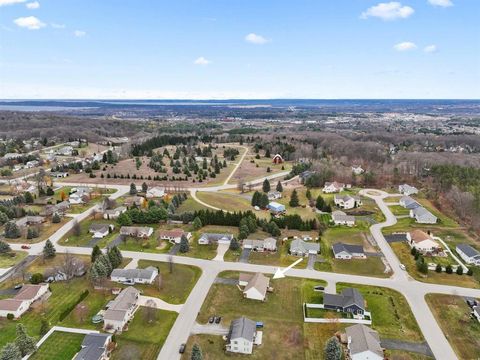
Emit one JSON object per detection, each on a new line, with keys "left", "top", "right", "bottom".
{"left": 244, "top": 273, "right": 269, "bottom": 297}
{"left": 0, "top": 299, "right": 24, "bottom": 311}
{"left": 74, "top": 333, "right": 111, "bottom": 360}
{"left": 228, "top": 317, "right": 256, "bottom": 342}
{"left": 324, "top": 288, "right": 365, "bottom": 310}
{"left": 346, "top": 324, "right": 383, "bottom": 358}
{"left": 290, "top": 239, "right": 320, "bottom": 254}
{"left": 14, "top": 284, "right": 46, "bottom": 301}
{"left": 111, "top": 267, "right": 157, "bottom": 281}
{"left": 332, "top": 243, "right": 364, "bottom": 255}
{"left": 104, "top": 286, "right": 139, "bottom": 322}
{"left": 456, "top": 244, "right": 480, "bottom": 259}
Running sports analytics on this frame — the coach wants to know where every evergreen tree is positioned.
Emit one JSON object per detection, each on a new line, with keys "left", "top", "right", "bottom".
{"left": 306, "top": 189, "right": 312, "bottom": 200}
{"left": 229, "top": 238, "right": 240, "bottom": 251}
{"left": 43, "top": 239, "right": 56, "bottom": 259}
{"left": 15, "top": 324, "right": 36, "bottom": 357}
{"left": 456, "top": 266, "right": 464, "bottom": 275}
{"left": 0, "top": 240, "right": 11, "bottom": 254}
{"left": 435, "top": 263, "right": 442, "bottom": 273}
{"left": 46, "top": 187, "right": 55, "bottom": 196}
{"left": 192, "top": 217, "right": 202, "bottom": 230}
{"left": 262, "top": 179, "right": 271, "bottom": 193}
{"left": 324, "top": 336, "right": 341, "bottom": 360}
{"left": 445, "top": 264, "right": 453, "bottom": 274}
{"left": 117, "top": 212, "right": 133, "bottom": 226}
{"left": 289, "top": 189, "right": 299, "bottom": 207}
{"left": 238, "top": 224, "right": 249, "bottom": 240}
{"left": 251, "top": 191, "right": 260, "bottom": 207}
{"left": 98, "top": 254, "right": 113, "bottom": 275}
{"left": 91, "top": 245, "right": 102, "bottom": 263}
{"left": 268, "top": 221, "right": 281, "bottom": 236}
{"left": 142, "top": 182, "right": 148, "bottom": 193}
{"left": 4, "top": 222, "right": 21, "bottom": 239}
{"left": 108, "top": 246, "right": 123, "bottom": 269}
{"left": 276, "top": 181, "right": 283, "bottom": 192}
{"left": 51, "top": 213, "right": 61, "bottom": 223}
{"left": 191, "top": 343, "right": 203, "bottom": 360}
{"left": 246, "top": 217, "right": 257, "bottom": 233}
{"left": 129, "top": 183, "right": 137, "bottom": 195}
{"left": 315, "top": 195, "right": 325, "bottom": 211}
{"left": 179, "top": 234, "right": 189, "bottom": 253}
{"left": 259, "top": 193, "right": 269, "bottom": 209}
{"left": 0, "top": 343, "right": 21, "bottom": 360}
{"left": 24, "top": 192, "right": 34, "bottom": 204}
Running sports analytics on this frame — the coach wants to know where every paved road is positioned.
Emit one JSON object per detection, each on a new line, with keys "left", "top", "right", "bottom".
{"left": 381, "top": 339, "right": 433, "bottom": 357}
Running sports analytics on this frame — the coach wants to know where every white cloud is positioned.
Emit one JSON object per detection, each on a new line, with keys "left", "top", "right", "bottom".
{"left": 74, "top": 30, "right": 86, "bottom": 37}
{"left": 193, "top": 56, "right": 211, "bottom": 66}
{"left": 428, "top": 0, "right": 453, "bottom": 7}
{"left": 393, "top": 41, "right": 417, "bottom": 51}
{"left": 51, "top": 23, "right": 66, "bottom": 29}
{"left": 0, "top": 0, "right": 26, "bottom": 6}
{"left": 424, "top": 44, "right": 437, "bottom": 53}
{"left": 26, "top": 1, "right": 39, "bottom": 9}
{"left": 361, "top": 2, "right": 414, "bottom": 20}
{"left": 245, "top": 33, "right": 269, "bottom": 44}
{"left": 13, "top": 16, "right": 45, "bottom": 30}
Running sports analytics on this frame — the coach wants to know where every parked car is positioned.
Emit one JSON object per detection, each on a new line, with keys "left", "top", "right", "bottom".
{"left": 208, "top": 316, "right": 215, "bottom": 324}
{"left": 21, "top": 244, "right": 31, "bottom": 249}
{"left": 179, "top": 343, "right": 186, "bottom": 354}
{"left": 399, "top": 264, "right": 406, "bottom": 271}
{"left": 14, "top": 284, "right": 23, "bottom": 290}
{"left": 122, "top": 280, "right": 135, "bottom": 285}
{"left": 215, "top": 316, "right": 222, "bottom": 324}
{"left": 256, "top": 321, "right": 264, "bottom": 328}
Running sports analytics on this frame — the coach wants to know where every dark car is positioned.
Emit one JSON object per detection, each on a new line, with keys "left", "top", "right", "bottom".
{"left": 179, "top": 343, "right": 186, "bottom": 354}
{"left": 215, "top": 316, "right": 222, "bottom": 324}
{"left": 208, "top": 316, "right": 215, "bottom": 324}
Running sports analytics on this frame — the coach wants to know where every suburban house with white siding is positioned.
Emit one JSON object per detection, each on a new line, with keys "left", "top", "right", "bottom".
{"left": 456, "top": 244, "right": 480, "bottom": 266}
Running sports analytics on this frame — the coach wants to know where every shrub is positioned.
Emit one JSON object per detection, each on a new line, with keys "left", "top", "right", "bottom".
{"left": 30, "top": 273, "right": 44, "bottom": 284}
{"left": 445, "top": 265, "right": 453, "bottom": 274}
{"left": 7, "top": 313, "right": 14, "bottom": 320}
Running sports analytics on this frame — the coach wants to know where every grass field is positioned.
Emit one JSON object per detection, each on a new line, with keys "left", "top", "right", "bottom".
{"left": 175, "top": 196, "right": 208, "bottom": 213}
{"left": 425, "top": 294, "right": 480, "bottom": 360}
{"left": 137, "top": 260, "right": 202, "bottom": 304}
{"left": 30, "top": 331, "right": 84, "bottom": 360}
{"left": 58, "top": 216, "right": 118, "bottom": 247}
{"left": 196, "top": 191, "right": 252, "bottom": 212}
{"left": 248, "top": 239, "right": 308, "bottom": 269}
{"left": 0, "top": 250, "right": 28, "bottom": 268}
{"left": 112, "top": 308, "right": 177, "bottom": 360}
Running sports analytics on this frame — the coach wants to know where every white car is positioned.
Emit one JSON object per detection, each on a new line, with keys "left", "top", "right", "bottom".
{"left": 399, "top": 264, "right": 406, "bottom": 271}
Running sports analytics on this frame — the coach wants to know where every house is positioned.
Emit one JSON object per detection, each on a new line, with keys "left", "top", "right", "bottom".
{"left": 73, "top": 333, "right": 112, "bottom": 360}
{"left": 56, "top": 146, "right": 74, "bottom": 156}
{"left": 89, "top": 224, "right": 114, "bottom": 239}
{"left": 323, "top": 288, "right": 365, "bottom": 315}
{"left": 334, "top": 194, "right": 361, "bottom": 210}
{"left": 3, "top": 153, "right": 23, "bottom": 160}
{"left": 399, "top": 196, "right": 420, "bottom": 210}
{"left": 110, "top": 266, "right": 158, "bottom": 284}
{"left": 332, "top": 243, "right": 366, "bottom": 260}
{"left": 472, "top": 306, "right": 480, "bottom": 322}
{"left": 51, "top": 171, "right": 69, "bottom": 178}
{"left": 289, "top": 239, "right": 320, "bottom": 257}
{"left": 242, "top": 237, "right": 277, "bottom": 252}
{"left": 120, "top": 226, "right": 153, "bottom": 239}
{"left": 103, "top": 286, "right": 140, "bottom": 332}
{"left": 410, "top": 206, "right": 437, "bottom": 224}
{"left": 323, "top": 181, "right": 345, "bottom": 193}
{"left": 41, "top": 201, "right": 71, "bottom": 216}
{"left": 0, "top": 284, "right": 49, "bottom": 318}
{"left": 456, "top": 244, "right": 480, "bottom": 266}
{"left": 332, "top": 210, "right": 355, "bottom": 226}
{"left": 198, "top": 233, "right": 233, "bottom": 245}
{"left": 398, "top": 184, "right": 419, "bottom": 196}
{"left": 69, "top": 193, "right": 88, "bottom": 205}
{"left": 226, "top": 317, "right": 260, "bottom": 355}
{"left": 239, "top": 273, "right": 271, "bottom": 301}
{"left": 25, "top": 160, "right": 39, "bottom": 168}
{"left": 345, "top": 324, "right": 383, "bottom": 360}
{"left": 15, "top": 215, "right": 45, "bottom": 228}
{"left": 351, "top": 165, "right": 365, "bottom": 175}
{"left": 103, "top": 206, "right": 127, "bottom": 220}
{"left": 406, "top": 230, "right": 440, "bottom": 253}
{"left": 272, "top": 154, "right": 284, "bottom": 164}
{"left": 124, "top": 196, "right": 145, "bottom": 208}
{"left": 267, "top": 191, "right": 282, "bottom": 201}
{"left": 158, "top": 229, "right": 191, "bottom": 244}
{"left": 146, "top": 187, "right": 166, "bottom": 199}
{"left": 267, "top": 202, "right": 285, "bottom": 214}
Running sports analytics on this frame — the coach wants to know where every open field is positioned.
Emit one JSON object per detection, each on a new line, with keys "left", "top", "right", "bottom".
{"left": 30, "top": 331, "right": 84, "bottom": 360}
{"left": 0, "top": 250, "right": 28, "bottom": 268}
{"left": 196, "top": 191, "right": 252, "bottom": 212}
{"left": 425, "top": 294, "right": 480, "bottom": 360}
{"left": 175, "top": 196, "right": 208, "bottom": 213}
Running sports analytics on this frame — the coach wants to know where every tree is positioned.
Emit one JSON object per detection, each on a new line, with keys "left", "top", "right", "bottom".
{"left": 259, "top": 193, "right": 269, "bottom": 209}
{"left": 72, "top": 219, "right": 81, "bottom": 237}
{"left": 324, "top": 336, "right": 341, "bottom": 360}
{"left": 456, "top": 266, "right": 464, "bottom": 275}
{"left": 91, "top": 245, "right": 102, "bottom": 263}
{"left": 467, "top": 268, "right": 473, "bottom": 276}
{"left": 191, "top": 343, "right": 203, "bottom": 360}
{"left": 0, "top": 240, "right": 11, "bottom": 254}
{"left": 416, "top": 257, "right": 428, "bottom": 274}
{"left": 142, "top": 182, "right": 148, "bottom": 193}
{"left": 229, "top": 238, "right": 240, "bottom": 251}
{"left": 445, "top": 264, "right": 453, "bottom": 274}
{"left": 39, "top": 319, "right": 49, "bottom": 336}
{"left": 0, "top": 343, "right": 21, "bottom": 360}
{"left": 435, "top": 263, "right": 442, "bottom": 273}
{"left": 24, "top": 192, "right": 34, "bottom": 204}
{"left": 129, "top": 183, "right": 137, "bottom": 195}
{"left": 315, "top": 195, "right": 325, "bottom": 211}
{"left": 117, "top": 212, "right": 133, "bottom": 226}
{"left": 4, "top": 222, "right": 20, "bottom": 239}
{"left": 30, "top": 273, "right": 43, "bottom": 284}
{"left": 43, "top": 239, "right": 56, "bottom": 259}
{"left": 179, "top": 234, "right": 190, "bottom": 253}
{"left": 289, "top": 189, "right": 299, "bottom": 207}
{"left": 108, "top": 246, "right": 123, "bottom": 269}
{"left": 192, "top": 217, "right": 202, "bottom": 230}
{"left": 15, "top": 324, "right": 36, "bottom": 357}
{"left": 268, "top": 221, "right": 281, "bottom": 237}
{"left": 238, "top": 224, "right": 249, "bottom": 240}
{"left": 262, "top": 179, "right": 271, "bottom": 193}
{"left": 46, "top": 187, "right": 54, "bottom": 196}
{"left": 306, "top": 189, "right": 312, "bottom": 200}
{"left": 276, "top": 181, "right": 283, "bottom": 192}
{"left": 52, "top": 213, "right": 61, "bottom": 223}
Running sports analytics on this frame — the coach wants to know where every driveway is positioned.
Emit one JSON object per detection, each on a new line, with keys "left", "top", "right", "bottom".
{"left": 307, "top": 253, "right": 317, "bottom": 270}
{"left": 138, "top": 295, "right": 183, "bottom": 313}
{"left": 191, "top": 322, "right": 229, "bottom": 336}
{"left": 214, "top": 277, "right": 238, "bottom": 285}
{"left": 381, "top": 339, "right": 433, "bottom": 357}
{"left": 107, "top": 234, "right": 125, "bottom": 249}
{"left": 239, "top": 248, "right": 251, "bottom": 263}
{"left": 213, "top": 243, "right": 229, "bottom": 262}
{"left": 169, "top": 244, "right": 180, "bottom": 255}
{"left": 86, "top": 236, "right": 102, "bottom": 248}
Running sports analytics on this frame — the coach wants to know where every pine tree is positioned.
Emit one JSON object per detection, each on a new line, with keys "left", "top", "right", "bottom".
{"left": 276, "top": 181, "right": 283, "bottom": 192}
{"left": 91, "top": 245, "right": 102, "bottom": 263}
{"left": 268, "top": 221, "right": 281, "bottom": 236}
{"left": 289, "top": 189, "right": 299, "bottom": 207}
{"left": 142, "top": 182, "right": 148, "bottom": 192}
{"left": 52, "top": 213, "right": 61, "bottom": 223}
{"left": 15, "top": 324, "right": 36, "bottom": 356}
{"left": 251, "top": 191, "right": 260, "bottom": 207}
{"left": 179, "top": 234, "right": 189, "bottom": 253}
{"left": 24, "top": 192, "right": 34, "bottom": 204}
{"left": 192, "top": 217, "right": 202, "bottom": 230}
{"left": 306, "top": 189, "right": 312, "bottom": 200}
{"left": 46, "top": 187, "right": 55, "bottom": 196}
{"left": 117, "top": 212, "right": 132, "bottom": 226}
{"left": 108, "top": 246, "right": 123, "bottom": 268}
{"left": 191, "top": 343, "right": 203, "bottom": 360}
{"left": 5, "top": 222, "right": 20, "bottom": 239}
{"left": 262, "top": 179, "right": 271, "bottom": 193}
{"left": 129, "top": 183, "right": 137, "bottom": 195}
{"left": 98, "top": 254, "right": 113, "bottom": 275}
{"left": 238, "top": 224, "right": 249, "bottom": 240}
{"left": 324, "top": 336, "right": 341, "bottom": 360}
{"left": 0, "top": 343, "right": 21, "bottom": 360}
{"left": 259, "top": 193, "right": 269, "bottom": 209}
{"left": 315, "top": 195, "right": 325, "bottom": 211}
{"left": 43, "top": 239, "right": 56, "bottom": 259}
{"left": 0, "top": 240, "right": 11, "bottom": 254}
{"left": 229, "top": 238, "right": 240, "bottom": 251}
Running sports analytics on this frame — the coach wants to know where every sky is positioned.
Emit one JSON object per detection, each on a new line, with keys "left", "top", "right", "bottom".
{"left": 0, "top": 0, "right": 479, "bottom": 99}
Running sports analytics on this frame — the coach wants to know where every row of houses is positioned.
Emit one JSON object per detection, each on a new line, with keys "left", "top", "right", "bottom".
{"left": 0, "top": 284, "right": 49, "bottom": 318}
{"left": 399, "top": 195, "right": 438, "bottom": 224}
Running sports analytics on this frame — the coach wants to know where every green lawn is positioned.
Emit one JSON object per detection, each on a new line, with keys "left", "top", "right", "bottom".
{"left": 196, "top": 191, "right": 252, "bottom": 212}
{"left": 425, "top": 294, "right": 480, "bottom": 360}
{"left": 58, "top": 216, "right": 118, "bottom": 247}
{"left": 137, "top": 260, "right": 201, "bottom": 304}
{"left": 175, "top": 196, "right": 208, "bottom": 213}
{"left": 389, "top": 204, "right": 411, "bottom": 216}
{"left": 0, "top": 251, "right": 28, "bottom": 268}
{"left": 30, "top": 331, "right": 84, "bottom": 360}
{"left": 112, "top": 308, "right": 177, "bottom": 360}
{"left": 248, "top": 239, "right": 308, "bottom": 269}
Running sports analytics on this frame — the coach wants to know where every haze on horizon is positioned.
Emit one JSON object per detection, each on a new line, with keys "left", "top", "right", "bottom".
{"left": 0, "top": 0, "right": 479, "bottom": 100}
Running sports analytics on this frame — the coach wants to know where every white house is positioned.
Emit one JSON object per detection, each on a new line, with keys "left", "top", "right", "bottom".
{"left": 103, "top": 287, "right": 139, "bottom": 332}
{"left": 289, "top": 239, "right": 320, "bottom": 256}
{"left": 267, "top": 191, "right": 282, "bottom": 201}
{"left": 332, "top": 243, "right": 366, "bottom": 260}
{"left": 120, "top": 226, "right": 153, "bottom": 238}
{"left": 456, "top": 244, "right": 480, "bottom": 266}
{"left": 89, "top": 224, "right": 114, "bottom": 239}
{"left": 103, "top": 206, "right": 127, "bottom": 220}
{"left": 146, "top": 187, "right": 166, "bottom": 199}
{"left": 0, "top": 284, "right": 49, "bottom": 318}
{"left": 351, "top": 165, "right": 365, "bottom": 175}
{"left": 407, "top": 230, "right": 440, "bottom": 253}
{"left": 198, "top": 233, "right": 233, "bottom": 245}
{"left": 410, "top": 206, "right": 437, "bottom": 224}
{"left": 345, "top": 324, "right": 383, "bottom": 360}
{"left": 242, "top": 238, "right": 277, "bottom": 252}
{"left": 398, "top": 184, "right": 418, "bottom": 196}
{"left": 334, "top": 194, "right": 361, "bottom": 210}
{"left": 323, "top": 181, "right": 345, "bottom": 193}
{"left": 239, "top": 273, "right": 271, "bottom": 301}
{"left": 399, "top": 196, "right": 420, "bottom": 210}
{"left": 69, "top": 193, "right": 86, "bottom": 205}
{"left": 332, "top": 210, "right": 355, "bottom": 226}
{"left": 158, "top": 229, "right": 192, "bottom": 244}
{"left": 226, "top": 317, "right": 259, "bottom": 355}
{"left": 110, "top": 267, "right": 158, "bottom": 284}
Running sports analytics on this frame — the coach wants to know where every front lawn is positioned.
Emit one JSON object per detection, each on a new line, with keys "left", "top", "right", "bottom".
{"left": 30, "top": 331, "right": 84, "bottom": 360}
{"left": 0, "top": 250, "right": 28, "bottom": 268}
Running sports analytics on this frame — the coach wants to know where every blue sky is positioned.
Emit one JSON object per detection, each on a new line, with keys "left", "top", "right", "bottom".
{"left": 0, "top": 0, "right": 479, "bottom": 99}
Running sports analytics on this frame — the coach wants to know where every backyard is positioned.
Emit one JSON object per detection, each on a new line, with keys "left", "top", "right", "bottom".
{"left": 30, "top": 331, "right": 84, "bottom": 360}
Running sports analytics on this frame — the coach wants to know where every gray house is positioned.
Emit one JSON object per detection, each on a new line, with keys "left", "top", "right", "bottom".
{"left": 198, "top": 233, "right": 233, "bottom": 245}
{"left": 399, "top": 196, "right": 420, "bottom": 210}
{"left": 410, "top": 206, "right": 437, "bottom": 224}
{"left": 289, "top": 239, "right": 320, "bottom": 256}
{"left": 332, "top": 243, "right": 366, "bottom": 260}
{"left": 323, "top": 288, "right": 365, "bottom": 315}
{"left": 456, "top": 244, "right": 480, "bottom": 266}
{"left": 345, "top": 324, "right": 383, "bottom": 360}
{"left": 226, "top": 317, "right": 258, "bottom": 355}
{"left": 73, "top": 333, "right": 112, "bottom": 360}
